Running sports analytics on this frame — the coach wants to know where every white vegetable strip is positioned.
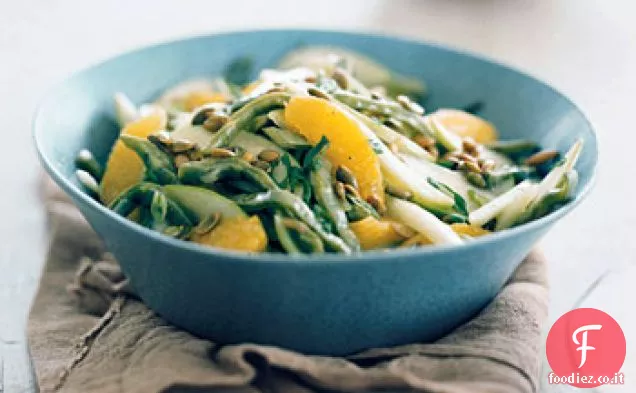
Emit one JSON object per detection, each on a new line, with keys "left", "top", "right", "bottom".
{"left": 469, "top": 181, "right": 534, "bottom": 227}
{"left": 425, "top": 116, "right": 463, "bottom": 152}
{"left": 114, "top": 92, "right": 139, "bottom": 128}
{"left": 400, "top": 154, "right": 495, "bottom": 206}
{"left": 350, "top": 109, "right": 434, "bottom": 161}
{"left": 170, "top": 124, "right": 212, "bottom": 148}
{"left": 531, "top": 140, "right": 583, "bottom": 204}
{"left": 386, "top": 196, "right": 463, "bottom": 245}
{"left": 495, "top": 184, "right": 538, "bottom": 230}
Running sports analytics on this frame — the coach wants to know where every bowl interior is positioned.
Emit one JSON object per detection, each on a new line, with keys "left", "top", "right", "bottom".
{"left": 35, "top": 29, "right": 598, "bottom": 245}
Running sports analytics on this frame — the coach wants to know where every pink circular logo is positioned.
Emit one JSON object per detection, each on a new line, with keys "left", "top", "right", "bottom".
{"left": 546, "top": 308, "right": 626, "bottom": 388}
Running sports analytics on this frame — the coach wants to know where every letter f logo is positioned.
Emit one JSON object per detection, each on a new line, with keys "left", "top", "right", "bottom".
{"left": 572, "top": 324, "right": 602, "bottom": 368}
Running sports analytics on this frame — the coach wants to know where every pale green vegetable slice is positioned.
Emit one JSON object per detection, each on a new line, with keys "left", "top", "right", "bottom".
{"left": 424, "top": 116, "right": 463, "bottom": 152}
{"left": 170, "top": 124, "right": 213, "bottom": 148}
{"left": 163, "top": 185, "right": 246, "bottom": 221}
{"left": 531, "top": 140, "right": 583, "bottom": 203}
{"left": 494, "top": 184, "right": 539, "bottom": 230}
{"left": 386, "top": 196, "right": 463, "bottom": 246}
{"left": 400, "top": 154, "right": 495, "bottom": 211}
{"left": 349, "top": 108, "right": 434, "bottom": 161}
{"left": 278, "top": 46, "right": 426, "bottom": 97}
{"left": 469, "top": 180, "right": 535, "bottom": 227}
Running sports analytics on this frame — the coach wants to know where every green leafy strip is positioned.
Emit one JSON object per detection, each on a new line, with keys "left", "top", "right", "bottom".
{"left": 427, "top": 177, "right": 469, "bottom": 217}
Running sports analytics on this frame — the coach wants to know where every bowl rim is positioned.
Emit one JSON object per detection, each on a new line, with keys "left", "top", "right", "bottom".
{"left": 33, "top": 28, "right": 599, "bottom": 265}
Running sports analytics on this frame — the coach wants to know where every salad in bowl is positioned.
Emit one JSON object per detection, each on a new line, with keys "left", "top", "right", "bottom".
{"left": 75, "top": 46, "right": 582, "bottom": 255}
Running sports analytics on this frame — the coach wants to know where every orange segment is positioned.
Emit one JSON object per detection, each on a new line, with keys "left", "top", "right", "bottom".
{"left": 349, "top": 216, "right": 407, "bottom": 250}
{"left": 190, "top": 215, "right": 267, "bottom": 252}
{"left": 284, "top": 96, "right": 384, "bottom": 203}
{"left": 182, "top": 91, "right": 228, "bottom": 112}
{"left": 433, "top": 109, "right": 498, "bottom": 144}
{"left": 450, "top": 223, "right": 490, "bottom": 237}
{"left": 100, "top": 113, "right": 164, "bottom": 205}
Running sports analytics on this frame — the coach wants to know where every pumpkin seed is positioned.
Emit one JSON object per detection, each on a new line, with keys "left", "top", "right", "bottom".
{"left": 207, "top": 147, "right": 236, "bottom": 158}
{"left": 307, "top": 87, "right": 330, "bottom": 100}
{"left": 335, "top": 165, "right": 359, "bottom": 188}
{"left": 258, "top": 149, "right": 281, "bottom": 163}
{"left": 466, "top": 172, "right": 487, "bottom": 188}
{"left": 524, "top": 149, "right": 559, "bottom": 166}
{"left": 465, "top": 160, "right": 482, "bottom": 173}
{"left": 174, "top": 154, "right": 190, "bottom": 168}
{"left": 334, "top": 181, "right": 347, "bottom": 201}
{"left": 413, "top": 134, "right": 436, "bottom": 149}
{"left": 332, "top": 69, "right": 349, "bottom": 89}
{"left": 367, "top": 194, "right": 387, "bottom": 214}
{"left": 252, "top": 160, "right": 272, "bottom": 172}
{"left": 241, "top": 151, "right": 255, "bottom": 163}
{"left": 386, "top": 184, "right": 412, "bottom": 200}
{"left": 462, "top": 137, "right": 478, "bottom": 155}
{"left": 343, "top": 183, "right": 361, "bottom": 199}
{"left": 194, "top": 212, "right": 222, "bottom": 235}
{"left": 203, "top": 113, "right": 229, "bottom": 132}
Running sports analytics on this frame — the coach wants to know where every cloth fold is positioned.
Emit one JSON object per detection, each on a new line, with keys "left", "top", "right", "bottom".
{"left": 27, "top": 178, "right": 548, "bottom": 393}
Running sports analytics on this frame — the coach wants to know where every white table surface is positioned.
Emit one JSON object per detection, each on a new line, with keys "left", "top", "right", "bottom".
{"left": 1, "top": 0, "right": 634, "bottom": 391}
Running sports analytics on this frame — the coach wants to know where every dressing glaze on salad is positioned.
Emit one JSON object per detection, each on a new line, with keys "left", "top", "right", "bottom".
{"left": 75, "top": 46, "right": 582, "bottom": 254}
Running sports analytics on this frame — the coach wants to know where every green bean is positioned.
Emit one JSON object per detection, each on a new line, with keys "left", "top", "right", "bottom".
{"left": 274, "top": 213, "right": 301, "bottom": 253}
{"left": 333, "top": 90, "right": 431, "bottom": 135}
{"left": 178, "top": 158, "right": 351, "bottom": 253}
{"left": 333, "top": 90, "right": 403, "bottom": 116}
{"left": 234, "top": 190, "right": 350, "bottom": 253}
{"left": 273, "top": 213, "right": 325, "bottom": 254}
{"left": 108, "top": 183, "right": 193, "bottom": 229}
{"left": 119, "top": 135, "right": 178, "bottom": 185}
{"left": 75, "top": 149, "right": 103, "bottom": 181}
{"left": 179, "top": 157, "right": 277, "bottom": 190}
{"left": 109, "top": 182, "right": 158, "bottom": 215}
{"left": 310, "top": 158, "right": 360, "bottom": 251}
{"left": 205, "top": 92, "right": 290, "bottom": 149}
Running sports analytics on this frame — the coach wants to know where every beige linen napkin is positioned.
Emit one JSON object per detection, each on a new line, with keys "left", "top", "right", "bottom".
{"left": 28, "top": 177, "right": 548, "bottom": 393}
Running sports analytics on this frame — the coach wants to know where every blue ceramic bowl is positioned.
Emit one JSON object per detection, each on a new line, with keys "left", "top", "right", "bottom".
{"left": 34, "top": 30, "right": 597, "bottom": 355}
